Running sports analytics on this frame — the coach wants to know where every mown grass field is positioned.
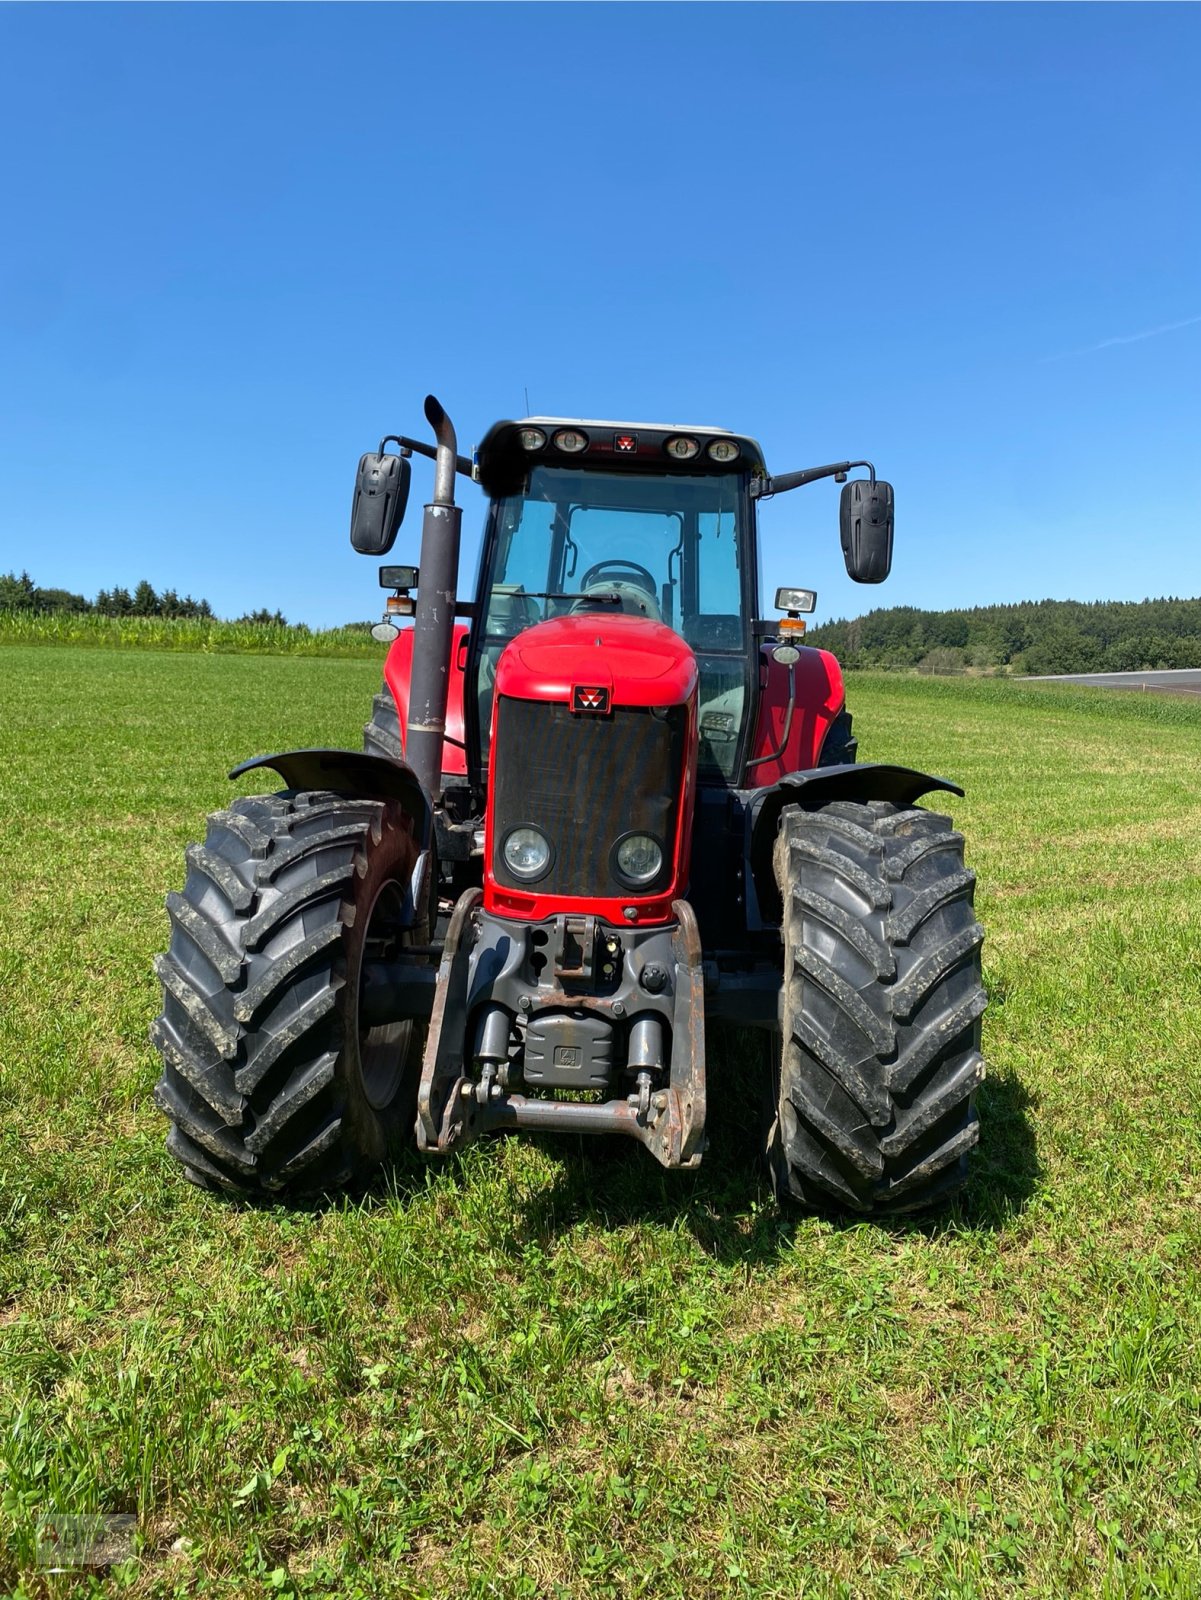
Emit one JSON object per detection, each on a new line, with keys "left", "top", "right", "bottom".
{"left": 1, "top": 646, "right": 1199, "bottom": 1598}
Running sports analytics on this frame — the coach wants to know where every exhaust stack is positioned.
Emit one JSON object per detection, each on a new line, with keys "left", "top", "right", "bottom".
{"left": 405, "top": 395, "right": 463, "bottom": 801}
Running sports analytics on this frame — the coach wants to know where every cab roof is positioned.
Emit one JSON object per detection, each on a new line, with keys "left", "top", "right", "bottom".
{"left": 520, "top": 414, "right": 742, "bottom": 436}
{"left": 476, "top": 415, "right": 767, "bottom": 497}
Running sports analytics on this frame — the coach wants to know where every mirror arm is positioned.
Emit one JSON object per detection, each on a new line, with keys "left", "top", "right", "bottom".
{"left": 379, "top": 433, "right": 474, "bottom": 481}
{"left": 753, "top": 459, "right": 875, "bottom": 499}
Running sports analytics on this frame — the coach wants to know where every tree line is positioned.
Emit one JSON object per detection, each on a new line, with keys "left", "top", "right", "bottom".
{"left": 0, "top": 571, "right": 287, "bottom": 627}
{"left": 7, "top": 567, "right": 1200, "bottom": 673}
{"left": 805, "top": 596, "right": 1201, "bottom": 675}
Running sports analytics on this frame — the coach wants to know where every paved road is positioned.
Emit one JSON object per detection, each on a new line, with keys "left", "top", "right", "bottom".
{"left": 1021, "top": 668, "right": 1201, "bottom": 695}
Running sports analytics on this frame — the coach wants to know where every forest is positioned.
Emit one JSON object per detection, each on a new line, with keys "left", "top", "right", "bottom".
{"left": 805, "top": 595, "right": 1201, "bottom": 675}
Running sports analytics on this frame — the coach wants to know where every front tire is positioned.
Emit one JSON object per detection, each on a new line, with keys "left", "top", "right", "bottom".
{"left": 771, "top": 799, "right": 986, "bottom": 1214}
{"left": 151, "top": 790, "right": 425, "bottom": 1197}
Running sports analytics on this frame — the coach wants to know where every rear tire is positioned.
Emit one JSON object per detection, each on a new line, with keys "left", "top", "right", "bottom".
{"left": 819, "top": 707, "right": 858, "bottom": 765}
{"left": 770, "top": 799, "right": 986, "bottom": 1214}
{"left": 363, "top": 688, "right": 403, "bottom": 762}
{"left": 151, "top": 790, "right": 425, "bottom": 1197}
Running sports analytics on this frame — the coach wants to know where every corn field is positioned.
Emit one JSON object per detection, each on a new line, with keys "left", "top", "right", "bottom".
{"left": 0, "top": 609, "right": 382, "bottom": 657}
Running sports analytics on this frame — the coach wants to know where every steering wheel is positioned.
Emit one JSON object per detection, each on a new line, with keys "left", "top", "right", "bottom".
{"left": 579, "top": 559, "right": 658, "bottom": 594}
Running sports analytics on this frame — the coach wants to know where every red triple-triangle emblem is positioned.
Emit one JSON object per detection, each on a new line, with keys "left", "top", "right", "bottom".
{"left": 572, "top": 685, "right": 611, "bottom": 714}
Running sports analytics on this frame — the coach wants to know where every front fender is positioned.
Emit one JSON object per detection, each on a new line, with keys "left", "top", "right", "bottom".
{"left": 746, "top": 762, "right": 964, "bottom": 927}
{"left": 229, "top": 748, "right": 432, "bottom": 847}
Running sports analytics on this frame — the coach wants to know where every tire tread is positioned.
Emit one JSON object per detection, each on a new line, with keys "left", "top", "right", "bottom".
{"left": 151, "top": 790, "right": 421, "bottom": 1198}
{"left": 773, "top": 798, "right": 986, "bottom": 1213}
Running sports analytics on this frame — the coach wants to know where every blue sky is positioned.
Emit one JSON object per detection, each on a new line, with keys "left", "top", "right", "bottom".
{"left": 1, "top": 2, "right": 1198, "bottom": 629}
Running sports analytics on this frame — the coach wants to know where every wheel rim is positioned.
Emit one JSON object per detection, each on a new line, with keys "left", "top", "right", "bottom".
{"left": 357, "top": 879, "right": 414, "bottom": 1111}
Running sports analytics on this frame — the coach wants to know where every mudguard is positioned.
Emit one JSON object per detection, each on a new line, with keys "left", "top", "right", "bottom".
{"left": 746, "top": 762, "right": 965, "bottom": 926}
{"left": 383, "top": 625, "right": 470, "bottom": 778}
{"left": 749, "top": 643, "right": 845, "bottom": 781}
{"left": 229, "top": 748, "right": 432, "bottom": 846}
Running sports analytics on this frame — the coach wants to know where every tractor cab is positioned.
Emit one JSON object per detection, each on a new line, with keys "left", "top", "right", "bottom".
{"left": 468, "top": 417, "right": 766, "bottom": 782}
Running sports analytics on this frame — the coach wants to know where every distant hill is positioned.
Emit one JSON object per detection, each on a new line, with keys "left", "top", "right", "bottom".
{"left": 805, "top": 596, "right": 1201, "bottom": 676}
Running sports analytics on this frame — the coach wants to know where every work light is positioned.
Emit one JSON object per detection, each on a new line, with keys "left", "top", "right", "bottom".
{"left": 707, "top": 439, "right": 741, "bottom": 463}
{"left": 775, "top": 587, "right": 817, "bottom": 614}
{"left": 665, "top": 435, "right": 700, "bottom": 461}
{"left": 553, "top": 429, "right": 589, "bottom": 454}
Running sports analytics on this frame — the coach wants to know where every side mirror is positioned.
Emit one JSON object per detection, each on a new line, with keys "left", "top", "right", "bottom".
{"left": 350, "top": 450, "right": 412, "bottom": 555}
{"left": 840, "top": 478, "right": 894, "bottom": 583}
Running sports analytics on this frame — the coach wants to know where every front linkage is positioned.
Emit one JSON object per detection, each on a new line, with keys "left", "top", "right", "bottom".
{"left": 417, "top": 891, "right": 706, "bottom": 1168}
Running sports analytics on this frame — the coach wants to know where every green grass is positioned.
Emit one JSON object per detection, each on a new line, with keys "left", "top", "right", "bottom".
{"left": 0, "top": 611, "right": 381, "bottom": 658}
{"left": 1, "top": 648, "right": 1199, "bottom": 1598}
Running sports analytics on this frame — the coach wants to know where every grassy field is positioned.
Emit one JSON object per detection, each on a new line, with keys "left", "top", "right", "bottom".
{"left": 1, "top": 647, "right": 1199, "bottom": 1598}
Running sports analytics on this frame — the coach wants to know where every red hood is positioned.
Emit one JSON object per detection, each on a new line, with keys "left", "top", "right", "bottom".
{"left": 494, "top": 613, "right": 698, "bottom": 708}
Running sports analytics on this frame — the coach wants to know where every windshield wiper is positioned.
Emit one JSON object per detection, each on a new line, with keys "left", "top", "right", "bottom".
{"left": 501, "top": 591, "right": 625, "bottom": 606}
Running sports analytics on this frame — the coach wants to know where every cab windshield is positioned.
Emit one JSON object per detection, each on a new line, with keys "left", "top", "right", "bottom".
{"left": 476, "top": 466, "right": 750, "bottom": 778}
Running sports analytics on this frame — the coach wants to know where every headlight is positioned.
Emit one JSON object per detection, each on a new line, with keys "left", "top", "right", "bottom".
{"left": 502, "top": 826, "right": 552, "bottom": 881}
{"left": 613, "top": 832, "right": 664, "bottom": 886}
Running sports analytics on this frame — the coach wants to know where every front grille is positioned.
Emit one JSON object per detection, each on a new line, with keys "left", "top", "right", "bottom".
{"left": 491, "top": 697, "right": 686, "bottom": 897}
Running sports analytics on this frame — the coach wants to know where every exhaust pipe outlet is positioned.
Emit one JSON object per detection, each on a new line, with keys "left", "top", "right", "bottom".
{"left": 406, "top": 394, "right": 464, "bottom": 802}
{"left": 425, "top": 394, "right": 458, "bottom": 508}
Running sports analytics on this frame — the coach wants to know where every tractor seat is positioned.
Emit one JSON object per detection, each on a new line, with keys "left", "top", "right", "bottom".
{"left": 477, "top": 587, "right": 544, "bottom": 749}
{"left": 570, "top": 581, "right": 662, "bottom": 622}
{"left": 684, "top": 614, "right": 743, "bottom": 652}
{"left": 485, "top": 585, "right": 542, "bottom": 639}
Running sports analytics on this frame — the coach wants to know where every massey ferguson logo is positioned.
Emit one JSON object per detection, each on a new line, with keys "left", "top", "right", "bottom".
{"left": 572, "top": 685, "right": 611, "bottom": 714}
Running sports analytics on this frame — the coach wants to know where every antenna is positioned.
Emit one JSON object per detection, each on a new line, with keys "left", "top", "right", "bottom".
{"left": 524, "top": 386, "right": 531, "bottom": 417}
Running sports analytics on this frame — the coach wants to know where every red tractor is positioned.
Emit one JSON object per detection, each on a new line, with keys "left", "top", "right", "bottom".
{"left": 152, "top": 399, "right": 986, "bottom": 1213}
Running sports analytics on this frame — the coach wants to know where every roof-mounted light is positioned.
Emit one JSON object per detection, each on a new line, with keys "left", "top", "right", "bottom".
{"left": 707, "top": 439, "right": 741, "bottom": 464}
{"left": 665, "top": 435, "right": 700, "bottom": 461}
{"left": 519, "top": 427, "right": 547, "bottom": 452}
{"left": 553, "top": 428, "right": 589, "bottom": 454}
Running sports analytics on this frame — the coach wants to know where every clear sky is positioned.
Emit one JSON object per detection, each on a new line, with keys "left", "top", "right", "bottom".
{"left": 1, "top": 2, "right": 1198, "bottom": 630}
